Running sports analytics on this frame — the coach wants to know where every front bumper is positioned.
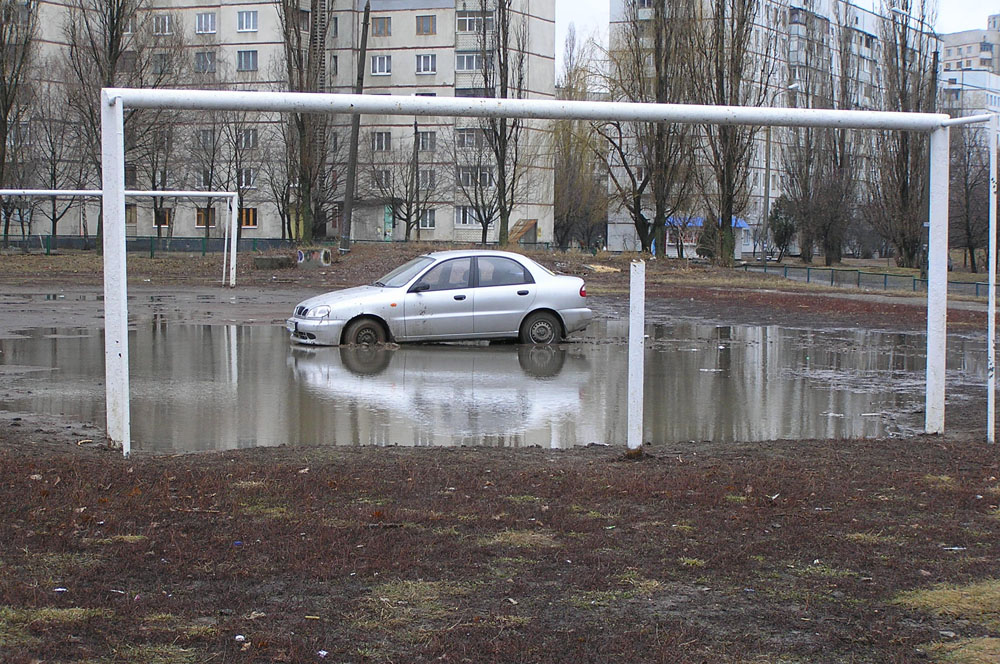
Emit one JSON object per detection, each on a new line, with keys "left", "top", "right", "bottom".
{"left": 286, "top": 317, "right": 347, "bottom": 346}
{"left": 561, "top": 307, "right": 594, "bottom": 335}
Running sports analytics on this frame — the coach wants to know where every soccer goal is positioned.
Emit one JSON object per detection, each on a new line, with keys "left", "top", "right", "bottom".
{"left": 98, "top": 88, "right": 960, "bottom": 457}
{"left": 0, "top": 188, "right": 240, "bottom": 287}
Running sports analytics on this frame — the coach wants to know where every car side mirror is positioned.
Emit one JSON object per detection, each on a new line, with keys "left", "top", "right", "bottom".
{"left": 410, "top": 282, "right": 430, "bottom": 293}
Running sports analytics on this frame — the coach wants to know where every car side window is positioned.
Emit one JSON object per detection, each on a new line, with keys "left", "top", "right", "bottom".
{"left": 477, "top": 257, "right": 533, "bottom": 287}
{"left": 414, "top": 258, "right": 472, "bottom": 292}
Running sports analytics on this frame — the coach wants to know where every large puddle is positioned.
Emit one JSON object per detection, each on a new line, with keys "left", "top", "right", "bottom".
{"left": 0, "top": 322, "right": 986, "bottom": 452}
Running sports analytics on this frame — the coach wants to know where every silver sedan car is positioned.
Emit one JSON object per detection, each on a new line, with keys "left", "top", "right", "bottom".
{"left": 286, "top": 250, "right": 593, "bottom": 346}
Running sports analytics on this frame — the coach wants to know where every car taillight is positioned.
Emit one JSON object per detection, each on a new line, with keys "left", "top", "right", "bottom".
{"left": 579, "top": 284, "right": 587, "bottom": 298}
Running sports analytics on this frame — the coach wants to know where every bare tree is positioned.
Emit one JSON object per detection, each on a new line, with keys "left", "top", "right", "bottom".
{"left": 470, "top": 0, "right": 533, "bottom": 246}
{"left": 948, "top": 124, "right": 988, "bottom": 272}
{"left": 553, "top": 27, "right": 607, "bottom": 250}
{"left": 0, "top": 0, "right": 38, "bottom": 245}
{"left": 32, "top": 75, "right": 88, "bottom": 248}
{"left": 597, "top": 1, "right": 696, "bottom": 254}
{"left": 64, "top": 0, "right": 187, "bottom": 246}
{"left": 453, "top": 125, "right": 500, "bottom": 245}
{"left": 689, "top": 0, "right": 776, "bottom": 265}
{"left": 365, "top": 121, "right": 441, "bottom": 241}
{"left": 275, "top": 0, "right": 334, "bottom": 245}
{"left": 869, "top": 0, "right": 938, "bottom": 268}
{"left": 262, "top": 118, "right": 297, "bottom": 240}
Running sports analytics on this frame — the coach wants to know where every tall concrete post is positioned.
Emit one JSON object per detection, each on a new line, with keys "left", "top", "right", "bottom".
{"left": 925, "top": 125, "right": 950, "bottom": 435}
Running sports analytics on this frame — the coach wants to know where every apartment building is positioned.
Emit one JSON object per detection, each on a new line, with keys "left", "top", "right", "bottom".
{"left": 940, "top": 15, "right": 1000, "bottom": 118}
{"left": 604, "top": 0, "right": 931, "bottom": 258}
{"left": 10, "top": 0, "right": 556, "bottom": 245}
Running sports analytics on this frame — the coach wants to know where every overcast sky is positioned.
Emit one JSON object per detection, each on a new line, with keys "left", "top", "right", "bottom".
{"left": 554, "top": 1, "right": 997, "bottom": 73}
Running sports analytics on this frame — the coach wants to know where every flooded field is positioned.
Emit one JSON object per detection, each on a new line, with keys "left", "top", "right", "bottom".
{"left": 0, "top": 321, "right": 986, "bottom": 452}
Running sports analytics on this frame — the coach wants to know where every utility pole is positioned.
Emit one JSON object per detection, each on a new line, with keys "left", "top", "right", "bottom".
{"left": 340, "top": 0, "right": 370, "bottom": 253}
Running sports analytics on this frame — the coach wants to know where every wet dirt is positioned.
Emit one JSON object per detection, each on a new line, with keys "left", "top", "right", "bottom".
{"left": 0, "top": 246, "right": 996, "bottom": 663}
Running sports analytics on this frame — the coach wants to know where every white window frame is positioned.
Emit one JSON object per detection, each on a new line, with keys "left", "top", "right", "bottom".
{"left": 418, "top": 169, "right": 436, "bottom": 189}
{"left": 194, "top": 51, "right": 216, "bottom": 74}
{"left": 416, "top": 53, "right": 436, "bottom": 74}
{"left": 195, "top": 12, "right": 216, "bottom": 34}
{"left": 419, "top": 208, "right": 436, "bottom": 229}
{"left": 237, "top": 167, "right": 256, "bottom": 189}
{"left": 371, "top": 131, "right": 391, "bottom": 151}
{"left": 417, "top": 131, "right": 436, "bottom": 151}
{"left": 455, "top": 205, "right": 478, "bottom": 226}
{"left": 371, "top": 55, "right": 392, "bottom": 75}
{"left": 455, "top": 127, "right": 483, "bottom": 148}
{"left": 239, "top": 127, "right": 258, "bottom": 149}
{"left": 456, "top": 11, "right": 493, "bottom": 33}
{"left": 237, "top": 50, "right": 258, "bottom": 72}
{"left": 152, "top": 14, "right": 172, "bottom": 35}
{"left": 455, "top": 51, "right": 483, "bottom": 72}
{"left": 237, "top": 10, "right": 258, "bottom": 32}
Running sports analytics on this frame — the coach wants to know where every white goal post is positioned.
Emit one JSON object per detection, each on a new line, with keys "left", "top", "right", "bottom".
{"left": 0, "top": 188, "right": 240, "bottom": 288}
{"left": 100, "top": 87, "right": 955, "bottom": 457}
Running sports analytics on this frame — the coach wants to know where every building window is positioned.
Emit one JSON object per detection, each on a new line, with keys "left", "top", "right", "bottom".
{"left": 456, "top": 128, "right": 484, "bottom": 148}
{"left": 154, "top": 169, "right": 169, "bottom": 188}
{"left": 194, "top": 51, "right": 216, "bottom": 74}
{"left": 154, "top": 208, "right": 172, "bottom": 227}
{"left": 416, "top": 15, "right": 436, "bottom": 35}
{"left": 237, "top": 50, "right": 258, "bottom": 72}
{"left": 456, "top": 11, "right": 493, "bottom": 33}
{"left": 122, "top": 16, "right": 136, "bottom": 34}
{"left": 152, "top": 53, "right": 171, "bottom": 75}
{"left": 125, "top": 203, "right": 137, "bottom": 226}
{"left": 455, "top": 205, "right": 478, "bottom": 226}
{"left": 417, "top": 131, "right": 436, "bottom": 151}
{"left": 330, "top": 16, "right": 338, "bottom": 37}
{"left": 124, "top": 164, "right": 137, "bottom": 187}
{"left": 371, "top": 131, "right": 391, "bottom": 151}
{"left": 197, "top": 129, "right": 214, "bottom": 149}
{"left": 330, "top": 54, "right": 338, "bottom": 75}
{"left": 120, "top": 51, "right": 137, "bottom": 73}
{"left": 419, "top": 209, "right": 435, "bottom": 229}
{"left": 416, "top": 53, "right": 436, "bottom": 74}
{"left": 237, "top": 168, "right": 256, "bottom": 188}
{"left": 237, "top": 10, "right": 258, "bottom": 32}
{"left": 152, "top": 14, "right": 172, "bottom": 35}
{"left": 196, "top": 207, "right": 217, "bottom": 228}
{"left": 239, "top": 207, "right": 258, "bottom": 228}
{"left": 239, "top": 128, "right": 258, "bottom": 149}
{"left": 455, "top": 87, "right": 494, "bottom": 97}
{"left": 372, "top": 16, "right": 390, "bottom": 36}
{"left": 418, "top": 169, "right": 435, "bottom": 189}
{"left": 299, "top": 9, "right": 310, "bottom": 32}
{"left": 457, "top": 166, "right": 493, "bottom": 187}
{"left": 371, "top": 54, "right": 391, "bottom": 75}
{"left": 373, "top": 169, "right": 391, "bottom": 188}
{"left": 198, "top": 169, "right": 212, "bottom": 187}
{"left": 196, "top": 12, "right": 216, "bottom": 34}
{"left": 456, "top": 51, "right": 484, "bottom": 72}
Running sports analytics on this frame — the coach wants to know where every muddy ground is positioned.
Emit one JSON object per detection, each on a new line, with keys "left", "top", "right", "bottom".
{"left": 1, "top": 245, "right": 999, "bottom": 663}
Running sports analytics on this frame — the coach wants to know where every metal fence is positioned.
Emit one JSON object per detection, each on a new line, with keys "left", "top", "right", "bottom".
{"left": 744, "top": 263, "right": 997, "bottom": 297}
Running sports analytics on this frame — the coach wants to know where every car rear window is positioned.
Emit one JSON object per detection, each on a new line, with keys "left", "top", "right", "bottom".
{"left": 477, "top": 256, "right": 532, "bottom": 287}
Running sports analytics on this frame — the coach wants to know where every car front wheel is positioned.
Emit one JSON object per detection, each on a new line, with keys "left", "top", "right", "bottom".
{"left": 344, "top": 318, "right": 387, "bottom": 346}
{"left": 519, "top": 311, "right": 561, "bottom": 345}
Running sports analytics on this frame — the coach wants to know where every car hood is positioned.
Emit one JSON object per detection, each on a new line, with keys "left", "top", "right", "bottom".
{"left": 297, "top": 285, "right": 391, "bottom": 312}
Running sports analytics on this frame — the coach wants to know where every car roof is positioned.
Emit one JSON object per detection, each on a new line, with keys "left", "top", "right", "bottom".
{"left": 423, "top": 249, "right": 530, "bottom": 261}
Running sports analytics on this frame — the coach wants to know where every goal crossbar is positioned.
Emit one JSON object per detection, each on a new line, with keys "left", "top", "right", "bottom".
{"left": 99, "top": 87, "right": 954, "bottom": 457}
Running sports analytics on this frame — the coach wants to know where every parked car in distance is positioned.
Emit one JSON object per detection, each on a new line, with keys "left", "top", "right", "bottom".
{"left": 286, "top": 250, "right": 593, "bottom": 346}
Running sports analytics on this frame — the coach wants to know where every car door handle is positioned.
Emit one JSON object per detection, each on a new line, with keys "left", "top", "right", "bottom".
{"left": 454, "top": 294, "right": 466, "bottom": 301}
{"left": 517, "top": 290, "right": 529, "bottom": 296}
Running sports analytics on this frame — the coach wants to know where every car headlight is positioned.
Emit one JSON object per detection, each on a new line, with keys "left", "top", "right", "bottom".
{"left": 308, "top": 305, "right": 331, "bottom": 319}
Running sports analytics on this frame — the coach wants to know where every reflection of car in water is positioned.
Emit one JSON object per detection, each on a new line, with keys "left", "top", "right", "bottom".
{"left": 287, "top": 344, "right": 590, "bottom": 443}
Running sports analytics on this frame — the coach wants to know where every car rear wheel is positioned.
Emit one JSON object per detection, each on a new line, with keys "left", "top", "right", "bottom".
{"left": 519, "top": 311, "right": 561, "bottom": 345}
{"left": 344, "top": 318, "right": 387, "bottom": 346}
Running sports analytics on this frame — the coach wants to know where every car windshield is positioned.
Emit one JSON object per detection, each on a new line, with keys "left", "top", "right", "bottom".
{"left": 374, "top": 256, "right": 435, "bottom": 288}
